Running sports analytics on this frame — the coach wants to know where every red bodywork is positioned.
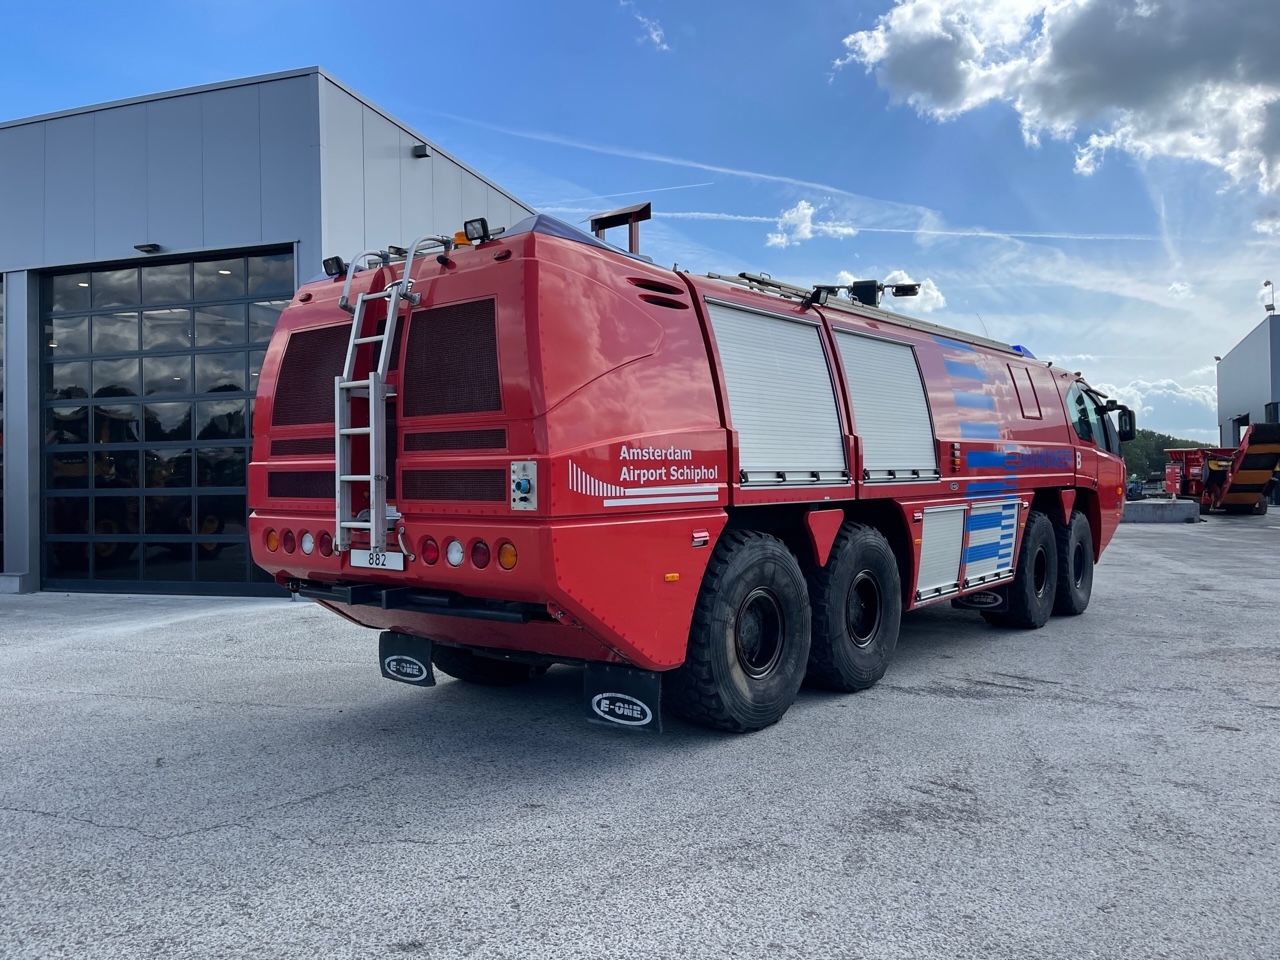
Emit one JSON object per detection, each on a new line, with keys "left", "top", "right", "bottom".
{"left": 1164, "top": 425, "right": 1280, "bottom": 512}
{"left": 249, "top": 223, "right": 1125, "bottom": 671}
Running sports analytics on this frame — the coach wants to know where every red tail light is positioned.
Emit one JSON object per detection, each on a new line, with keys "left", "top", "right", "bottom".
{"left": 421, "top": 537, "right": 440, "bottom": 565}
{"left": 282, "top": 530, "right": 297, "bottom": 554}
{"left": 471, "top": 539, "right": 491, "bottom": 569}
{"left": 318, "top": 531, "right": 333, "bottom": 557}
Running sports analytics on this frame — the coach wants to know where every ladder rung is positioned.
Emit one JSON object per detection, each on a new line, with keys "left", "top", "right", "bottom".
{"left": 340, "top": 521, "right": 372, "bottom": 529}
{"left": 353, "top": 335, "right": 385, "bottom": 345}
{"left": 339, "top": 380, "right": 371, "bottom": 389}
{"left": 340, "top": 427, "right": 371, "bottom": 436}
{"left": 340, "top": 474, "right": 372, "bottom": 482}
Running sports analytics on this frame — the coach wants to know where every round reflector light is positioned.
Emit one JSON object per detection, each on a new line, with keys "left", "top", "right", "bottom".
{"left": 300, "top": 531, "right": 315, "bottom": 556}
{"left": 318, "top": 531, "right": 333, "bottom": 557}
{"left": 266, "top": 529, "right": 279, "bottom": 552}
{"left": 422, "top": 537, "right": 440, "bottom": 565}
{"left": 282, "top": 530, "right": 297, "bottom": 554}
{"left": 471, "top": 539, "right": 491, "bottom": 569}
{"left": 445, "top": 539, "right": 464, "bottom": 567}
{"left": 497, "top": 542, "right": 518, "bottom": 571}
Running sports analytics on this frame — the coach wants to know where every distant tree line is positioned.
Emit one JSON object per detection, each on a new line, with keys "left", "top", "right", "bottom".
{"left": 1122, "top": 428, "right": 1204, "bottom": 478}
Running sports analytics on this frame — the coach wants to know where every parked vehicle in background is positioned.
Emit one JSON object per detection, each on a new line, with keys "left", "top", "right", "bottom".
{"left": 1164, "top": 425, "right": 1280, "bottom": 515}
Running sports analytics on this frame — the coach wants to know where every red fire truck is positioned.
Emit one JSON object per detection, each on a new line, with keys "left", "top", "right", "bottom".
{"left": 248, "top": 213, "right": 1134, "bottom": 732}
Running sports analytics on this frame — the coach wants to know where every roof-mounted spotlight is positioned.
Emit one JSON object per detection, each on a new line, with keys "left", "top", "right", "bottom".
{"left": 1265, "top": 279, "right": 1275, "bottom": 314}
{"left": 889, "top": 283, "right": 921, "bottom": 298}
{"left": 802, "top": 285, "right": 838, "bottom": 309}
{"left": 846, "top": 280, "right": 883, "bottom": 307}
{"left": 134, "top": 243, "right": 161, "bottom": 254}
{"left": 387, "top": 245, "right": 408, "bottom": 258}
{"left": 322, "top": 256, "right": 348, "bottom": 278}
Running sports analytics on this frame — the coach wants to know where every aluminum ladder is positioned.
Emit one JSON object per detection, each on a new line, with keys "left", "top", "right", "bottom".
{"left": 333, "top": 236, "right": 452, "bottom": 555}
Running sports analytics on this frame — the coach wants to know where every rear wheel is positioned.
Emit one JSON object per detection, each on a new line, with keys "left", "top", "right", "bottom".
{"left": 1052, "top": 510, "right": 1093, "bottom": 616}
{"left": 806, "top": 523, "right": 902, "bottom": 691}
{"left": 666, "top": 530, "right": 811, "bottom": 732}
{"left": 982, "top": 510, "right": 1057, "bottom": 629}
{"left": 431, "top": 646, "right": 549, "bottom": 686}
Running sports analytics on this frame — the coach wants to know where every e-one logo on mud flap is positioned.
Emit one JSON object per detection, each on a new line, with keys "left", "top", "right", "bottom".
{"left": 965, "top": 591, "right": 1002, "bottom": 608}
{"left": 384, "top": 655, "right": 427, "bottom": 680}
{"left": 591, "top": 692, "right": 654, "bottom": 726}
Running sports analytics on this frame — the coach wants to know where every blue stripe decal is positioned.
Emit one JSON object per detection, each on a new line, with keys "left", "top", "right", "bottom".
{"left": 966, "top": 451, "right": 1011, "bottom": 469}
{"left": 960, "top": 422, "right": 1001, "bottom": 440}
{"left": 935, "top": 335, "right": 977, "bottom": 353}
{"left": 954, "top": 391, "right": 996, "bottom": 410}
{"left": 945, "top": 360, "right": 985, "bottom": 381}
{"left": 965, "top": 542, "right": 1003, "bottom": 562}
{"left": 965, "top": 480, "right": 1017, "bottom": 496}
{"left": 966, "top": 512, "right": 1004, "bottom": 531}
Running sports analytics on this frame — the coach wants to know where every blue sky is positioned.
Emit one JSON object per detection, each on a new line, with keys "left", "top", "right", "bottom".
{"left": 3, "top": 0, "right": 1279, "bottom": 441}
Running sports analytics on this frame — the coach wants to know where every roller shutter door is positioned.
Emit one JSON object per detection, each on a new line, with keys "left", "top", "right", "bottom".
{"left": 835, "top": 330, "right": 938, "bottom": 482}
{"left": 705, "top": 300, "right": 847, "bottom": 484}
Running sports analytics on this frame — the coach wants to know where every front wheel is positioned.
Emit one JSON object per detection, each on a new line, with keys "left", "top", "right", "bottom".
{"left": 806, "top": 523, "right": 902, "bottom": 691}
{"left": 983, "top": 510, "right": 1057, "bottom": 629}
{"left": 666, "top": 530, "right": 811, "bottom": 732}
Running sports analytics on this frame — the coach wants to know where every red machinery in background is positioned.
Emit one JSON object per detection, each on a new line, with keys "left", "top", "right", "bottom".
{"left": 1165, "top": 423, "right": 1280, "bottom": 515}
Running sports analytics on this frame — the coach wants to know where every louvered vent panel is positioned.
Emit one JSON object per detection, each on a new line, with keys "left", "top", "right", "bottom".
{"left": 402, "top": 469, "right": 506, "bottom": 502}
{"left": 402, "top": 299, "right": 502, "bottom": 416}
{"left": 271, "top": 325, "right": 350, "bottom": 426}
{"left": 271, "top": 437, "right": 334, "bottom": 457}
{"left": 404, "top": 428, "right": 508, "bottom": 452}
{"left": 268, "top": 471, "right": 334, "bottom": 499}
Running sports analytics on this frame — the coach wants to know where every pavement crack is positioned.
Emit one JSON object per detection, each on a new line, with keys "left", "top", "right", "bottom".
{"left": 0, "top": 805, "right": 162, "bottom": 839}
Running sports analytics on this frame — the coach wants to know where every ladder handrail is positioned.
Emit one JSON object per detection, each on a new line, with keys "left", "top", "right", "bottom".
{"left": 338, "top": 249, "right": 389, "bottom": 313}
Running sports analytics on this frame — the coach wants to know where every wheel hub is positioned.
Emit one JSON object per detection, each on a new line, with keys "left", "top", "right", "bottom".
{"left": 735, "top": 588, "right": 785, "bottom": 679}
{"left": 847, "top": 572, "right": 882, "bottom": 648}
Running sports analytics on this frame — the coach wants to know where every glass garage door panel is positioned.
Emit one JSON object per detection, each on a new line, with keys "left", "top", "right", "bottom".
{"left": 40, "top": 250, "right": 294, "bottom": 594}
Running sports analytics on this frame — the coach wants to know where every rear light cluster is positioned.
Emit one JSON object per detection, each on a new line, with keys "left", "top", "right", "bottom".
{"left": 420, "top": 535, "right": 516, "bottom": 571}
{"left": 265, "top": 527, "right": 513, "bottom": 571}
{"left": 265, "top": 528, "right": 334, "bottom": 557}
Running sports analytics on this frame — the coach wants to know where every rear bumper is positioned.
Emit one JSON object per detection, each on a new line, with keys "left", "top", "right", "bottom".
{"left": 250, "top": 509, "right": 726, "bottom": 670}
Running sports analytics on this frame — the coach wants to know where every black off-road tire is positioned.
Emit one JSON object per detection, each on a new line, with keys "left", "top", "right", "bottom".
{"left": 982, "top": 510, "right": 1057, "bottom": 629}
{"left": 1222, "top": 503, "right": 1253, "bottom": 515}
{"left": 431, "top": 646, "right": 549, "bottom": 686}
{"left": 666, "top": 529, "right": 811, "bottom": 733}
{"left": 1256, "top": 499, "right": 1270, "bottom": 516}
{"left": 1052, "top": 510, "right": 1094, "bottom": 617}
{"left": 806, "top": 523, "right": 903, "bottom": 691}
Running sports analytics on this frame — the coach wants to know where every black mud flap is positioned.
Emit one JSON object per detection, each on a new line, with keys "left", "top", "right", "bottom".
{"left": 379, "top": 631, "right": 436, "bottom": 687}
{"left": 952, "top": 586, "right": 1009, "bottom": 613}
{"left": 584, "top": 663, "right": 662, "bottom": 732}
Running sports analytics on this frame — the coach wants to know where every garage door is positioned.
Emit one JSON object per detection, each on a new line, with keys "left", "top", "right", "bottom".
{"left": 41, "top": 250, "right": 293, "bottom": 594}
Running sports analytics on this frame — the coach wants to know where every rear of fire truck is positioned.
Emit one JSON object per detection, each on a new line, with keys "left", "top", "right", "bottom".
{"left": 249, "top": 215, "right": 729, "bottom": 728}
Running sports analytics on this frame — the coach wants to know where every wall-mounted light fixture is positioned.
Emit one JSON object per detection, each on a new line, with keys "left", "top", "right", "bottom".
{"left": 412, "top": 144, "right": 430, "bottom": 159}
{"left": 134, "top": 243, "right": 161, "bottom": 254}
{"left": 1265, "top": 279, "right": 1274, "bottom": 314}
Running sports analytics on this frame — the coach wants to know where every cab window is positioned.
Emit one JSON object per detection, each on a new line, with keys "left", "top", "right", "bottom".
{"left": 1067, "top": 384, "right": 1093, "bottom": 444}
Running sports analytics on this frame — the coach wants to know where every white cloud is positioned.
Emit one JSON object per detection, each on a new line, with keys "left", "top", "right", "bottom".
{"left": 619, "top": 1, "right": 670, "bottom": 51}
{"left": 835, "top": 0, "right": 1280, "bottom": 192}
{"left": 1094, "top": 378, "right": 1217, "bottom": 417}
{"left": 765, "top": 200, "right": 860, "bottom": 247}
{"left": 1167, "top": 280, "right": 1192, "bottom": 298}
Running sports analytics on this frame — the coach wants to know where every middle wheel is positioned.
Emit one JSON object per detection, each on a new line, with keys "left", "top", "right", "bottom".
{"left": 806, "top": 522, "right": 903, "bottom": 691}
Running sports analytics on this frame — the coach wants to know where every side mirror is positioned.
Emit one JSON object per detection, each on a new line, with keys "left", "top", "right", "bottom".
{"left": 1117, "top": 406, "right": 1136, "bottom": 442}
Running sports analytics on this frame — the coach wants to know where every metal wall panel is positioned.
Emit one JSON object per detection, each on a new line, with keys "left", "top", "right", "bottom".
{"left": 0, "top": 124, "right": 45, "bottom": 269}
{"left": 705, "top": 301, "right": 846, "bottom": 482}
{"left": 431, "top": 160, "right": 464, "bottom": 238}
{"left": 146, "top": 95, "right": 205, "bottom": 254}
{"left": 201, "top": 86, "right": 262, "bottom": 249}
{"left": 92, "top": 105, "right": 148, "bottom": 262}
{"left": 461, "top": 174, "right": 487, "bottom": 224}
{"left": 43, "top": 115, "right": 95, "bottom": 265}
{"left": 361, "top": 105, "right": 403, "bottom": 248}
{"left": 917, "top": 505, "right": 965, "bottom": 599}
{"left": 835, "top": 330, "right": 938, "bottom": 481}
{"left": 486, "top": 189, "right": 514, "bottom": 232}
{"left": 318, "top": 81, "right": 366, "bottom": 260}
{"left": 1216, "top": 317, "right": 1275, "bottom": 444}
{"left": 399, "top": 128, "right": 434, "bottom": 238}
{"left": 260, "top": 76, "right": 321, "bottom": 272}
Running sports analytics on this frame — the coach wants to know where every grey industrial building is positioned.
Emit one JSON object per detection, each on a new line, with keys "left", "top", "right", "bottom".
{"left": 0, "top": 67, "right": 533, "bottom": 595}
{"left": 1216, "top": 313, "right": 1280, "bottom": 447}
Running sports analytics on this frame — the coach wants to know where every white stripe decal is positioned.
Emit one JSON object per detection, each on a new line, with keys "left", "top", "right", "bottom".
{"left": 623, "top": 484, "right": 718, "bottom": 496}
{"left": 603, "top": 494, "right": 720, "bottom": 507}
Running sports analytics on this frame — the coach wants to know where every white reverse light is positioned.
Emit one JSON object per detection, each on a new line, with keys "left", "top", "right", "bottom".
{"left": 301, "top": 532, "right": 315, "bottom": 555}
{"left": 445, "top": 539, "right": 464, "bottom": 567}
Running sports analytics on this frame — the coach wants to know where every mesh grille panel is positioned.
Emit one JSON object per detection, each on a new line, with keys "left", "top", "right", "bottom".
{"left": 272, "top": 325, "right": 349, "bottom": 426}
{"left": 268, "top": 471, "right": 334, "bottom": 499}
{"left": 404, "top": 428, "right": 508, "bottom": 451}
{"left": 402, "top": 299, "right": 502, "bottom": 417}
{"left": 271, "top": 437, "right": 334, "bottom": 456}
{"left": 402, "top": 469, "right": 506, "bottom": 502}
